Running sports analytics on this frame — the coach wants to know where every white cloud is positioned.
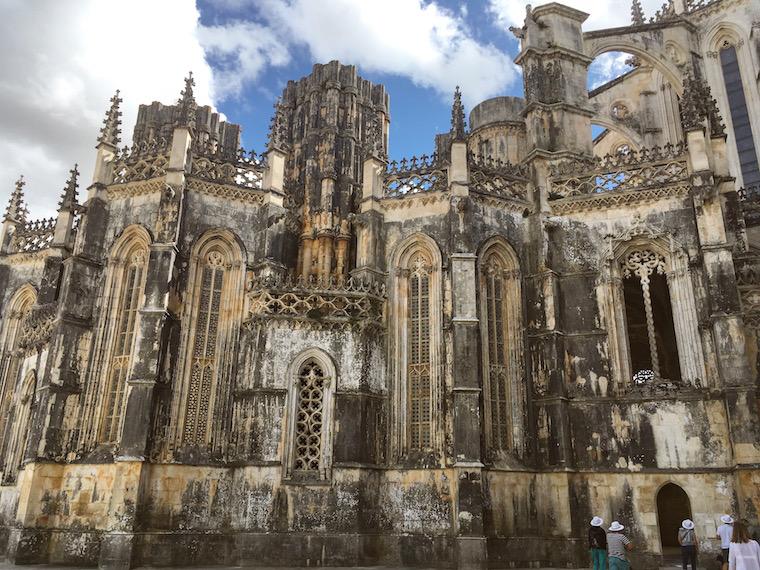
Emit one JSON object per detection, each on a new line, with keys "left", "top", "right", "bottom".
{"left": 589, "top": 52, "right": 634, "bottom": 89}
{"left": 199, "top": 21, "right": 291, "bottom": 100}
{"left": 220, "top": 0, "right": 518, "bottom": 108}
{"left": 488, "top": 0, "right": 669, "bottom": 35}
{"left": 0, "top": 0, "right": 214, "bottom": 218}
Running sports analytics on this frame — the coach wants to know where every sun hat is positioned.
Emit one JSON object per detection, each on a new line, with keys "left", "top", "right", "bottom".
{"left": 721, "top": 515, "right": 734, "bottom": 524}
{"left": 682, "top": 519, "right": 694, "bottom": 530}
{"left": 609, "top": 521, "right": 625, "bottom": 532}
{"left": 591, "top": 516, "right": 604, "bottom": 527}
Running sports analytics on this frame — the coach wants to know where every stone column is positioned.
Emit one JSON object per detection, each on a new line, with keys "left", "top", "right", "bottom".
{"left": 8, "top": 141, "right": 116, "bottom": 564}
{"left": 99, "top": 125, "right": 190, "bottom": 570}
{"left": 686, "top": 126, "right": 760, "bottom": 472}
{"left": 447, "top": 139, "right": 487, "bottom": 569}
{"left": 352, "top": 155, "right": 386, "bottom": 284}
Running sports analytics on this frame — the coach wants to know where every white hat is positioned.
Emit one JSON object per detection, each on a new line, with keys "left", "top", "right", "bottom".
{"left": 609, "top": 521, "right": 625, "bottom": 532}
{"left": 721, "top": 515, "right": 734, "bottom": 524}
{"left": 682, "top": 519, "right": 694, "bottom": 530}
{"left": 591, "top": 516, "right": 604, "bottom": 527}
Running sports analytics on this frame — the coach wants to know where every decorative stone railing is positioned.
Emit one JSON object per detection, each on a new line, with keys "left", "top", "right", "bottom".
{"left": 111, "top": 137, "right": 171, "bottom": 184}
{"left": 190, "top": 141, "right": 265, "bottom": 190}
{"left": 18, "top": 302, "right": 57, "bottom": 349}
{"left": 11, "top": 217, "right": 56, "bottom": 253}
{"left": 384, "top": 153, "right": 447, "bottom": 198}
{"left": 738, "top": 185, "right": 760, "bottom": 227}
{"left": 246, "top": 274, "right": 386, "bottom": 328}
{"left": 549, "top": 143, "right": 688, "bottom": 201}
{"left": 467, "top": 152, "right": 530, "bottom": 201}
{"left": 684, "top": 0, "right": 721, "bottom": 12}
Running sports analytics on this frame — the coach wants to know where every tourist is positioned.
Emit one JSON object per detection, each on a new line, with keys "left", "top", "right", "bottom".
{"left": 589, "top": 516, "right": 607, "bottom": 570}
{"left": 678, "top": 518, "right": 698, "bottom": 569}
{"left": 718, "top": 515, "right": 735, "bottom": 570}
{"left": 729, "top": 520, "right": 760, "bottom": 570}
{"left": 607, "top": 521, "right": 633, "bottom": 570}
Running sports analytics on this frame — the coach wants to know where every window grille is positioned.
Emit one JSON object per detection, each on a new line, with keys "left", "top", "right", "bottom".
{"left": 183, "top": 250, "right": 225, "bottom": 445}
{"left": 408, "top": 253, "right": 432, "bottom": 450}
{"left": 483, "top": 256, "right": 512, "bottom": 451}
{"left": 293, "top": 359, "right": 326, "bottom": 472}
{"left": 100, "top": 248, "right": 146, "bottom": 442}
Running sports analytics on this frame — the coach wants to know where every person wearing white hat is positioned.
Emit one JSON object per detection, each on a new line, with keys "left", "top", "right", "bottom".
{"left": 678, "top": 519, "right": 698, "bottom": 569}
{"left": 606, "top": 521, "right": 633, "bottom": 570}
{"left": 589, "top": 516, "right": 607, "bottom": 570}
{"left": 718, "top": 515, "right": 735, "bottom": 570}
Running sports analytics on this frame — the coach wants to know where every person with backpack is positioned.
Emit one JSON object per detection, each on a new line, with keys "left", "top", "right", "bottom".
{"left": 589, "top": 516, "right": 608, "bottom": 570}
{"left": 607, "top": 521, "right": 634, "bottom": 570}
{"left": 678, "top": 519, "right": 698, "bottom": 569}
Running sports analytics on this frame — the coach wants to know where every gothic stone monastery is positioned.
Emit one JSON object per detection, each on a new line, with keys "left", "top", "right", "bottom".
{"left": 1, "top": 1, "right": 760, "bottom": 568}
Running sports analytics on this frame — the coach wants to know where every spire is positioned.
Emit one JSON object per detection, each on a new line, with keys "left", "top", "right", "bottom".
{"left": 4, "top": 176, "right": 28, "bottom": 224}
{"left": 631, "top": 0, "right": 645, "bottom": 25}
{"left": 58, "top": 164, "right": 79, "bottom": 211}
{"left": 177, "top": 71, "right": 197, "bottom": 128}
{"left": 267, "top": 98, "right": 289, "bottom": 152}
{"left": 451, "top": 86, "right": 466, "bottom": 141}
{"left": 98, "top": 90, "right": 122, "bottom": 147}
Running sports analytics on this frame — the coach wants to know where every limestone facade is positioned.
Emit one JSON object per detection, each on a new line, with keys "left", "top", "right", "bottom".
{"left": 0, "top": 1, "right": 760, "bottom": 568}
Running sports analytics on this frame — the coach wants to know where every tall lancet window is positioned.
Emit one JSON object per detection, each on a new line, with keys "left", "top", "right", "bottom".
{"left": 390, "top": 234, "right": 443, "bottom": 459}
{"left": 408, "top": 252, "right": 432, "bottom": 450}
{"left": 100, "top": 244, "right": 148, "bottom": 442}
{"left": 184, "top": 249, "right": 225, "bottom": 445}
{"left": 479, "top": 239, "right": 524, "bottom": 456}
{"left": 0, "top": 285, "right": 36, "bottom": 466}
{"left": 174, "top": 230, "right": 244, "bottom": 452}
{"left": 719, "top": 43, "right": 760, "bottom": 187}
{"left": 80, "top": 226, "right": 150, "bottom": 449}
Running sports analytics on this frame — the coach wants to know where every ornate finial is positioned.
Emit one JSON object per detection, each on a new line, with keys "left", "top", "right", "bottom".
{"left": 451, "top": 86, "right": 466, "bottom": 141}
{"left": 177, "top": 71, "right": 197, "bottom": 128}
{"left": 98, "top": 90, "right": 122, "bottom": 147}
{"left": 4, "top": 176, "right": 28, "bottom": 224}
{"left": 365, "top": 111, "right": 386, "bottom": 160}
{"left": 631, "top": 0, "right": 645, "bottom": 25}
{"left": 58, "top": 164, "right": 79, "bottom": 211}
{"left": 680, "top": 73, "right": 703, "bottom": 132}
{"left": 267, "top": 98, "right": 290, "bottom": 152}
{"left": 680, "top": 72, "right": 726, "bottom": 137}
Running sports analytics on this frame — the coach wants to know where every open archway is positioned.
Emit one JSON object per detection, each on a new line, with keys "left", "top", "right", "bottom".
{"left": 657, "top": 483, "right": 692, "bottom": 551}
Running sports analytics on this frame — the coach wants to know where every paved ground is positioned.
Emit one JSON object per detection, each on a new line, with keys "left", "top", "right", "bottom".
{"left": 0, "top": 561, "right": 681, "bottom": 570}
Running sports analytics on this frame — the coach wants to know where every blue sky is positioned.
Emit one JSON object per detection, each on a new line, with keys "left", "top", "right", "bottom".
{"left": 197, "top": 0, "right": 631, "bottom": 161}
{"left": 0, "top": 0, "right": 650, "bottom": 217}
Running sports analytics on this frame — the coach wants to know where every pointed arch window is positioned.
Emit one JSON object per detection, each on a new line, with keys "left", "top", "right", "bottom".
{"left": 82, "top": 228, "right": 152, "bottom": 447}
{"left": 284, "top": 351, "right": 336, "bottom": 481}
{"left": 173, "top": 231, "right": 244, "bottom": 452}
{"left": 390, "top": 235, "right": 443, "bottom": 459}
{"left": 479, "top": 240, "right": 524, "bottom": 456}
{"left": 0, "top": 286, "right": 36, "bottom": 467}
{"left": 99, "top": 244, "right": 148, "bottom": 442}
{"left": 184, "top": 249, "right": 226, "bottom": 445}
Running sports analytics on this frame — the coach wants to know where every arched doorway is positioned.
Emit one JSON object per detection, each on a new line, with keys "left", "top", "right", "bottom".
{"left": 657, "top": 483, "right": 692, "bottom": 552}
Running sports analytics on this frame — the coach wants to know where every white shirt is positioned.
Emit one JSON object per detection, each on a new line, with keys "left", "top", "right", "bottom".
{"left": 729, "top": 540, "right": 760, "bottom": 570}
{"left": 719, "top": 524, "right": 735, "bottom": 548}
